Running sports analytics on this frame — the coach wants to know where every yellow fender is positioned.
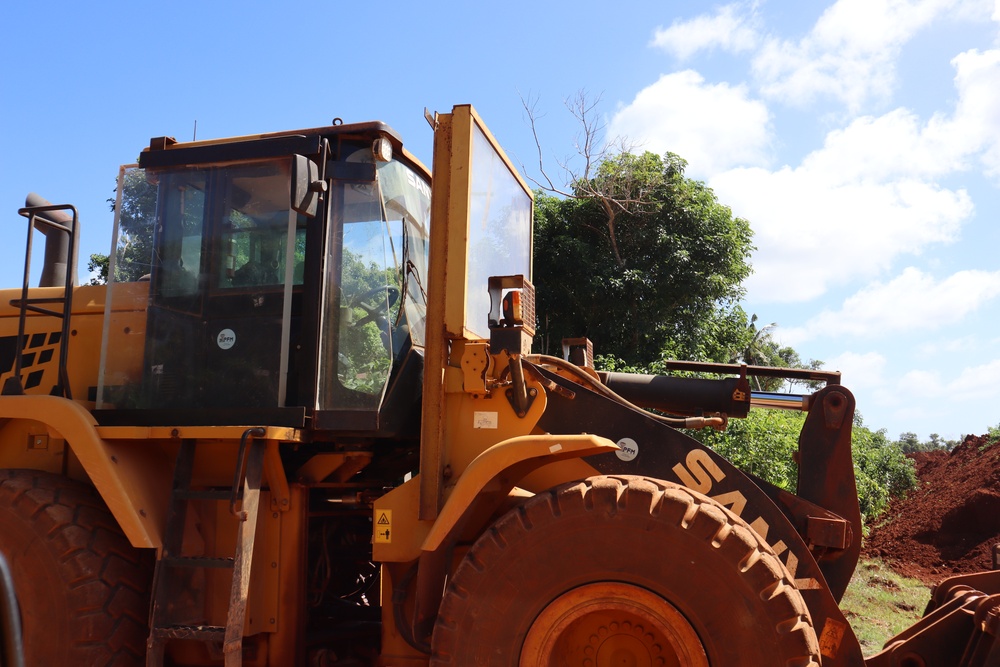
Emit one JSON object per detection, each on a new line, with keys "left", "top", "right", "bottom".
{"left": 407, "top": 433, "right": 619, "bottom": 643}
{"left": 0, "top": 395, "right": 165, "bottom": 548}
{"left": 421, "top": 433, "right": 619, "bottom": 553}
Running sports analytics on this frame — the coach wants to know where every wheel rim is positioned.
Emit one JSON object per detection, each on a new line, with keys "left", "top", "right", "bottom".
{"left": 520, "top": 582, "right": 709, "bottom": 667}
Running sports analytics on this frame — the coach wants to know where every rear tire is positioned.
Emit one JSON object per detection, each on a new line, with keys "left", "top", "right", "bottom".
{"left": 431, "top": 475, "right": 820, "bottom": 666}
{"left": 0, "top": 469, "right": 152, "bottom": 665}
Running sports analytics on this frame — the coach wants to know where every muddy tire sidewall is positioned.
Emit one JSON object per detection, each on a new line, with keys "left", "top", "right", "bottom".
{"left": 0, "top": 469, "right": 150, "bottom": 665}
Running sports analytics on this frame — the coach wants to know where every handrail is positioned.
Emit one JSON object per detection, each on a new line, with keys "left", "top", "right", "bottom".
{"left": 3, "top": 203, "right": 79, "bottom": 398}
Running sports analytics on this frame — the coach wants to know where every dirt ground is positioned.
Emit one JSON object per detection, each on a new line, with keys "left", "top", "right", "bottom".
{"left": 862, "top": 434, "right": 1000, "bottom": 584}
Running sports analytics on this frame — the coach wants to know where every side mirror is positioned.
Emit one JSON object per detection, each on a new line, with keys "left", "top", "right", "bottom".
{"left": 0, "top": 553, "right": 23, "bottom": 667}
{"left": 291, "top": 155, "right": 327, "bottom": 217}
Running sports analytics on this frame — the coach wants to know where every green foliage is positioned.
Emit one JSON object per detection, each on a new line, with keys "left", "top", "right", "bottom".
{"left": 338, "top": 319, "right": 391, "bottom": 395}
{"left": 895, "top": 431, "right": 959, "bottom": 453}
{"left": 88, "top": 252, "right": 110, "bottom": 285}
{"left": 533, "top": 151, "right": 754, "bottom": 365}
{"left": 690, "top": 409, "right": 803, "bottom": 490}
{"left": 112, "top": 169, "right": 157, "bottom": 282}
{"left": 92, "top": 169, "right": 157, "bottom": 284}
{"left": 336, "top": 249, "right": 402, "bottom": 395}
{"left": 852, "top": 417, "right": 917, "bottom": 522}
{"left": 728, "top": 313, "right": 824, "bottom": 392}
{"left": 686, "top": 408, "right": 915, "bottom": 523}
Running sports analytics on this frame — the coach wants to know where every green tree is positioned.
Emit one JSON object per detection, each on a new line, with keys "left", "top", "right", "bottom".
{"left": 691, "top": 408, "right": 804, "bottom": 491}
{"left": 897, "top": 431, "right": 922, "bottom": 454}
{"left": 336, "top": 248, "right": 403, "bottom": 395}
{"left": 894, "top": 431, "right": 958, "bottom": 453}
{"left": 853, "top": 417, "right": 917, "bottom": 522}
{"left": 533, "top": 151, "right": 754, "bottom": 365}
{"left": 90, "top": 169, "right": 157, "bottom": 285}
{"left": 732, "top": 314, "right": 777, "bottom": 368}
{"left": 87, "top": 252, "right": 111, "bottom": 285}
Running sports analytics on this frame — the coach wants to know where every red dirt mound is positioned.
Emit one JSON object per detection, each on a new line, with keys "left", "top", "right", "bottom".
{"left": 862, "top": 434, "right": 1000, "bottom": 584}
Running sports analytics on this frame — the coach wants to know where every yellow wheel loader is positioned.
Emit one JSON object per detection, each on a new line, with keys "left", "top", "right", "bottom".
{"left": 0, "top": 105, "right": 995, "bottom": 666}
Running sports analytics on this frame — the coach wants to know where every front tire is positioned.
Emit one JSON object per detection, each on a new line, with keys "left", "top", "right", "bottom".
{"left": 431, "top": 475, "right": 820, "bottom": 666}
{"left": 0, "top": 469, "right": 152, "bottom": 665}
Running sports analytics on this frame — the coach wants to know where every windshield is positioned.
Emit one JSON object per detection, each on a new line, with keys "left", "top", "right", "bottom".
{"left": 378, "top": 158, "right": 431, "bottom": 348}
{"left": 466, "top": 123, "right": 532, "bottom": 338}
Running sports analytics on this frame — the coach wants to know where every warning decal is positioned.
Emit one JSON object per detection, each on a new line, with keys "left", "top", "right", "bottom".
{"left": 374, "top": 510, "right": 392, "bottom": 544}
{"left": 819, "top": 617, "right": 847, "bottom": 658}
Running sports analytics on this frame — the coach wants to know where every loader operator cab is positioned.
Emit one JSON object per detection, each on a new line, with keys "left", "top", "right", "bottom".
{"left": 95, "top": 123, "right": 432, "bottom": 434}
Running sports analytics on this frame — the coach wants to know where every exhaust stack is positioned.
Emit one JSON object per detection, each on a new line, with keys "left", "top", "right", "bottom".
{"left": 25, "top": 192, "right": 78, "bottom": 288}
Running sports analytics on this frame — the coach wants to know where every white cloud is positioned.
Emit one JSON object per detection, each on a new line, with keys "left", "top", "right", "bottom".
{"left": 879, "top": 359, "right": 1000, "bottom": 434}
{"left": 782, "top": 268, "right": 1000, "bottom": 342}
{"left": 607, "top": 71, "right": 772, "bottom": 175}
{"left": 950, "top": 48, "right": 1000, "bottom": 180}
{"left": 917, "top": 335, "right": 981, "bottom": 355}
{"left": 615, "top": 2, "right": 999, "bottom": 309}
{"left": 823, "top": 350, "right": 887, "bottom": 389}
{"left": 897, "top": 369, "right": 942, "bottom": 391}
{"left": 868, "top": 359, "right": 1000, "bottom": 426}
{"left": 650, "top": 3, "right": 760, "bottom": 60}
{"left": 711, "top": 161, "right": 971, "bottom": 301}
{"left": 800, "top": 109, "right": 962, "bottom": 181}
{"left": 944, "top": 358, "right": 1000, "bottom": 399}
{"left": 752, "top": 0, "right": 995, "bottom": 111}
{"left": 708, "top": 46, "right": 1000, "bottom": 302}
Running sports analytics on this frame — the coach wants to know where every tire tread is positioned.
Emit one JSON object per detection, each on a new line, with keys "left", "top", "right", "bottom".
{"left": 0, "top": 469, "right": 151, "bottom": 665}
{"left": 432, "top": 475, "right": 821, "bottom": 666}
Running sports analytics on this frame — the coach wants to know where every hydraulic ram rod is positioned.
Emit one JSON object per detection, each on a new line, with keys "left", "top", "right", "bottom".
{"left": 751, "top": 392, "right": 810, "bottom": 411}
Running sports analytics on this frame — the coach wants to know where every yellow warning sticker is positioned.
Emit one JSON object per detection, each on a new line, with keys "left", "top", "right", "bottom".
{"left": 819, "top": 617, "right": 847, "bottom": 658}
{"left": 374, "top": 510, "right": 392, "bottom": 543}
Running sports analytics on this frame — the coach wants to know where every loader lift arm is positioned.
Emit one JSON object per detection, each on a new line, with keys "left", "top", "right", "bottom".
{"left": 531, "top": 362, "right": 865, "bottom": 666}
{"left": 545, "top": 354, "right": 862, "bottom": 599}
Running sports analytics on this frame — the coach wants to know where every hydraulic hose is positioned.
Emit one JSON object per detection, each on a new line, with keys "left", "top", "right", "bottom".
{"left": 524, "top": 355, "right": 726, "bottom": 430}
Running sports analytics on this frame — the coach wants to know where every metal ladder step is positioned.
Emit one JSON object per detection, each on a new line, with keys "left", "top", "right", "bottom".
{"left": 174, "top": 488, "right": 231, "bottom": 501}
{"left": 146, "top": 430, "right": 267, "bottom": 667}
{"left": 150, "top": 625, "right": 226, "bottom": 641}
{"left": 161, "top": 556, "right": 235, "bottom": 569}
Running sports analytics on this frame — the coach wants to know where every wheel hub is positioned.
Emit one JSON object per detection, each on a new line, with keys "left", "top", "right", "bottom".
{"left": 520, "top": 582, "right": 709, "bottom": 667}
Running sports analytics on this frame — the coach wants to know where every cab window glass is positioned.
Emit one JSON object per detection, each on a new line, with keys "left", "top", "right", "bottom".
{"left": 154, "top": 171, "right": 206, "bottom": 299}
{"left": 214, "top": 162, "right": 302, "bottom": 290}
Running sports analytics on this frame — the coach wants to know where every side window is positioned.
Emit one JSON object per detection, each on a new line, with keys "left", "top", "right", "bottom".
{"left": 218, "top": 211, "right": 288, "bottom": 289}
{"left": 377, "top": 160, "right": 431, "bottom": 348}
{"left": 336, "top": 181, "right": 397, "bottom": 398}
{"left": 212, "top": 162, "right": 304, "bottom": 291}
{"left": 154, "top": 171, "right": 206, "bottom": 299}
{"left": 317, "top": 151, "right": 404, "bottom": 411}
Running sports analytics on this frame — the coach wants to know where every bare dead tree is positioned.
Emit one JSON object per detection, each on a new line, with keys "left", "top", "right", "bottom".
{"left": 520, "top": 91, "right": 655, "bottom": 269}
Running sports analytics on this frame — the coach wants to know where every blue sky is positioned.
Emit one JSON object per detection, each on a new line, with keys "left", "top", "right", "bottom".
{"left": 2, "top": 0, "right": 999, "bottom": 442}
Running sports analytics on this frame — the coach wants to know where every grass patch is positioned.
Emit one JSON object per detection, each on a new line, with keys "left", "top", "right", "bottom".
{"left": 839, "top": 560, "right": 931, "bottom": 656}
